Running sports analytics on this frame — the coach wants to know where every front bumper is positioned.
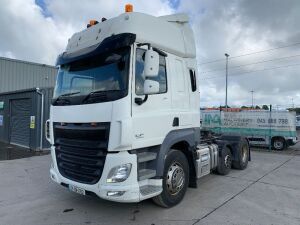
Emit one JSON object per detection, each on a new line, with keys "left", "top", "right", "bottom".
{"left": 50, "top": 147, "right": 161, "bottom": 202}
{"left": 287, "top": 137, "right": 298, "bottom": 146}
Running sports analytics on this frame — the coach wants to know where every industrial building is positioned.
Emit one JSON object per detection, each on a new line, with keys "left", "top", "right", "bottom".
{"left": 0, "top": 57, "right": 57, "bottom": 150}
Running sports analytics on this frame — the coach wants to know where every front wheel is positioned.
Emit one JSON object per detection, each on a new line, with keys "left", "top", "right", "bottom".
{"left": 152, "top": 149, "right": 189, "bottom": 208}
{"left": 272, "top": 137, "right": 286, "bottom": 151}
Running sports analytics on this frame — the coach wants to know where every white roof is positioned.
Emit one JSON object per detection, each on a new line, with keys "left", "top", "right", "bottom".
{"left": 65, "top": 12, "right": 196, "bottom": 58}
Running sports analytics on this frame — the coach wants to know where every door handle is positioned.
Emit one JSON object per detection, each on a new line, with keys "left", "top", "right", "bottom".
{"left": 173, "top": 117, "right": 179, "bottom": 127}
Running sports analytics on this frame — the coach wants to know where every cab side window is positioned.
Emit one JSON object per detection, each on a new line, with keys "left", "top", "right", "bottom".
{"left": 189, "top": 69, "right": 197, "bottom": 92}
{"left": 135, "top": 48, "right": 167, "bottom": 95}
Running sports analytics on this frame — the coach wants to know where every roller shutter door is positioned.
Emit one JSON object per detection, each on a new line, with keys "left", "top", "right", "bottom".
{"left": 10, "top": 98, "right": 31, "bottom": 148}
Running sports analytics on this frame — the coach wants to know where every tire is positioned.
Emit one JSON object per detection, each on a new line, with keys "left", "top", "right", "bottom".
{"left": 232, "top": 138, "right": 249, "bottom": 170}
{"left": 272, "top": 137, "right": 285, "bottom": 151}
{"left": 152, "top": 149, "right": 189, "bottom": 208}
{"left": 217, "top": 146, "right": 232, "bottom": 175}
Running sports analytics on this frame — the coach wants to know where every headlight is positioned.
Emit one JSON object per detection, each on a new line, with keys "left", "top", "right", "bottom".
{"left": 106, "top": 163, "right": 132, "bottom": 183}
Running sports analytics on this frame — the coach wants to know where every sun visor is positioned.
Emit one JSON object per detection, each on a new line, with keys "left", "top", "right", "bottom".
{"left": 56, "top": 33, "right": 136, "bottom": 66}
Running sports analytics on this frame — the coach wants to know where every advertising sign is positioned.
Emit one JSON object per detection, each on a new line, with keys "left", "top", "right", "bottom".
{"left": 201, "top": 110, "right": 296, "bottom": 137}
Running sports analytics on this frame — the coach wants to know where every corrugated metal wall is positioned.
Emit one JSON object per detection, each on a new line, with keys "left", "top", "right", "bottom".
{"left": 0, "top": 57, "right": 57, "bottom": 93}
{"left": 0, "top": 57, "right": 57, "bottom": 150}
{"left": 0, "top": 88, "right": 53, "bottom": 150}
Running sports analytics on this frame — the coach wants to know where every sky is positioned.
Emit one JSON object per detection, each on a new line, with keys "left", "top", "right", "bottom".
{"left": 0, "top": 0, "right": 299, "bottom": 109}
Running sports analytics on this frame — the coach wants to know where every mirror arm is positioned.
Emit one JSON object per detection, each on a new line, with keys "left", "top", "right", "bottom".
{"left": 137, "top": 43, "right": 168, "bottom": 57}
{"left": 152, "top": 47, "right": 168, "bottom": 57}
{"left": 134, "top": 95, "right": 148, "bottom": 105}
{"left": 137, "top": 43, "right": 151, "bottom": 50}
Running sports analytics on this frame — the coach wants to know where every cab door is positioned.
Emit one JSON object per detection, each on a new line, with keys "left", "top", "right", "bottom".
{"left": 169, "top": 56, "right": 192, "bottom": 126}
{"left": 131, "top": 47, "right": 172, "bottom": 149}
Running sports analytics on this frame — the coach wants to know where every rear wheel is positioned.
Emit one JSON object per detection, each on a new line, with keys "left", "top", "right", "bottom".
{"left": 152, "top": 149, "right": 189, "bottom": 208}
{"left": 232, "top": 138, "right": 249, "bottom": 170}
{"left": 217, "top": 146, "right": 232, "bottom": 175}
{"left": 272, "top": 137, "right": 285, "bottom": 151}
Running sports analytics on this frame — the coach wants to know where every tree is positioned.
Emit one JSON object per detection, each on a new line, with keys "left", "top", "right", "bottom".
{"left": 255, "top": 105, "right": 261, "bottom": 109}
{"left": 287, "top": 107, "right": 300, "bottom": 114}
{"left": 262, "top": 105, "right": 269, "bottom": 110}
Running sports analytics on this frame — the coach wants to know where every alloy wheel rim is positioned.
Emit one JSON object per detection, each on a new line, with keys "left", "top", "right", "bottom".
{"left": 224, "top": 154, "right": 232, "bottom": 168}
{"left": 274, "top": 140, "right": 283, "bottom": 149}
{"left": 166, "top": 162, "right": 185, "bottom": 195}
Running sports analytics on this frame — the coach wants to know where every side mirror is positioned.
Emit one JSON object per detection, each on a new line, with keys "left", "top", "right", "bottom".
{"left": 144, "top": 79, "right": 160, "bottom": 95}
{"left": 144, "top": 49, "right": 159, "bottom": 77}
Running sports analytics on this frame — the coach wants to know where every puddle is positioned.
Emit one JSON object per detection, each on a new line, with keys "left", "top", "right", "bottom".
{"left": 0, "top": 144, "right": 49, "bottom": 161}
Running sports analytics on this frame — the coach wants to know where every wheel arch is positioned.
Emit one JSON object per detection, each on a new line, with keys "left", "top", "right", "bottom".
{"left": 156, "top": 128, "right": 199, "bottom": 188}
{"left": 271, "top": 136, "right": 286, "bottom": 149}
{"left": 271, "top": 136, "right": 286, "bottom": 142}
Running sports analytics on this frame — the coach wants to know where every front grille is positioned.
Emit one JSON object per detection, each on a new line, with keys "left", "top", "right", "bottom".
{"left": 54, "top": 122, "right": 110, "bottom": 184}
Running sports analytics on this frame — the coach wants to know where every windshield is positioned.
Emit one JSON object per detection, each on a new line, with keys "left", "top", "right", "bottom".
{"left": 53, "top": 47, "right": 130, "bottom": 105}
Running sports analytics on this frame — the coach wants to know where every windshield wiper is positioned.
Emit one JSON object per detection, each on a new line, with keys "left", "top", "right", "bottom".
{"left": 59, "top": 91, "right": 81, "bottom": 97}
{"left": 81, "top": 90, "right": 107, "bottom": 103}
{"left": 52, "top": 91, "right": 81, "bottom": 105}
{"left": 82, "top": 90, "right": 124, "bottom": 104}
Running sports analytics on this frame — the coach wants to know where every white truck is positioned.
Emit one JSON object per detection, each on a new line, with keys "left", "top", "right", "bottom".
{"left": 201, "top": 110, "right": 298, "bottom": 150}
{"left": 46, "top": 5, "right": 250, "bottom": 207}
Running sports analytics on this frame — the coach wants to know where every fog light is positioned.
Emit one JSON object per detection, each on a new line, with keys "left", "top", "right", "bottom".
{"left": 107, "top": 163, "right": 132, "bottom": 183}
{"left": 107, "top": 191, "right": 125, "bottom": 197}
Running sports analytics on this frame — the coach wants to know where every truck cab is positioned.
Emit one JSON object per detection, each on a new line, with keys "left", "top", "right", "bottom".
{"left": 47, "top": 6, "right": 250, "bottom": 207}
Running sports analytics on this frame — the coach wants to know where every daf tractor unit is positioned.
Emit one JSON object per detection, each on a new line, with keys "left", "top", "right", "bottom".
{"left": 46, "top": 5, "right": 250, "bottom": 207}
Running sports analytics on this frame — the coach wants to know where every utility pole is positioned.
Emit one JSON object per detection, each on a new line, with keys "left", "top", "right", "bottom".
{"left": 250, "top": 90, "right": 254, "bottom": 109}
{"left": 291, "top": 98, "right": 294, "bottom": 109}
{"left": 225, "top": 53, "right": 229, "bottom": 109}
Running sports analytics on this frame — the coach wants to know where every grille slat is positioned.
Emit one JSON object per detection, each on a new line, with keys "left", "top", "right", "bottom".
{"left": 57, "top": 146, "right": 106, "bottom": 157}
{"left": 64, "top": 169, "right": 97, "bottom": 183}
{"left": 56, "top": 138, "right": 107, "bottom": 149}
{"left": 54, "top": 122, "right": 110, "bottom": 184}
{"left": 57, "top": 153, "right": 104, "bottom": 167}
{"left": 58, "top": 162, "right": 102, "bottom": 176}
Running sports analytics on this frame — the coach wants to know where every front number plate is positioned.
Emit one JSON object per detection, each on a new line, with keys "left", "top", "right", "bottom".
{"left": 69, "top": 184, "right": 86, "bottom": 195}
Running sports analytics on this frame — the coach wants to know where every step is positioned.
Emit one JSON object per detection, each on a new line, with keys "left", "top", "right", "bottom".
{"left": 140, "top": 185, "right": 162, "bottom": 196}
{"left": 137, "top": 152, "right": 157, "bottom": 163}
{"left": 138, "top": 169, "right": 156, "bottom": 181}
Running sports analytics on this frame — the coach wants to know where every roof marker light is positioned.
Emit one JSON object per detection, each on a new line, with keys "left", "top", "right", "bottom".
{"left": 90, "top": 20, "right": 99, "bottom": 26}
{"left": 125, "top": 4, "right": 133, "bottom": 13}
{"left": 87, "top": 20, "right": 99, "bottom": 28}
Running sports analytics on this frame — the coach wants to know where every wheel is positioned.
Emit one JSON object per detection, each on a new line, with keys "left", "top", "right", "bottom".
{"left": 152, "top": 149, "right": 189, "bottom": 208}
{"left": 217, "top": 146, "right": 232, "bottom": 175}
{"left": 272, "top": 137, "right": 285, "bottom": 151}
{"left": 232, "top": 138, "right": 249, "bottom": 170}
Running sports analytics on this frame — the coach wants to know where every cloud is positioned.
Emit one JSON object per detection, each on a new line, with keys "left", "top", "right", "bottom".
{"left": 177, "top": 0, "right": 300, "bottom": 108}
{"left": 0, "top": 0, "right": 299, "bottom": 108}
{"left": 46, "top": 0, "right": 174, "bottom": 28}
{"left": 0, "top": 0, "right": 174, "bottom": 65}
{"left": 0, "top": 0, "right": 71, "bottom": 65}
